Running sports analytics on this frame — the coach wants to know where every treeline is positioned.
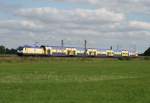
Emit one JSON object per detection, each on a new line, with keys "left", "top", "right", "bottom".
{"left": 0, "top": 45, "right": 17, "bottom": 55}
{"left": 143, "top": 47, "right": 150, "bottom": 56}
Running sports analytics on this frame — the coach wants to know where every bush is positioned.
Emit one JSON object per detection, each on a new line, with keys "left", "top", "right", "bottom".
{"left": 118, "top": 57, "right": 131, "bottom": 61}
{"left": 144, "top": 56, "right": 150, "bottom": 60}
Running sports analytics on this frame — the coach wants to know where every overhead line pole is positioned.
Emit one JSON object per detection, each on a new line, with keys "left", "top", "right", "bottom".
{"left": 61, "top": 40, "right": 64, "bottom": 48}
{"left": 84, "top": 40, "right": 87, "bottom": 56}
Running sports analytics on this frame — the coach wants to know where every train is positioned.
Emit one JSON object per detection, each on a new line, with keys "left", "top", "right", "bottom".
{"left": 17, "top": 45, "right": 138, "bottom": 57}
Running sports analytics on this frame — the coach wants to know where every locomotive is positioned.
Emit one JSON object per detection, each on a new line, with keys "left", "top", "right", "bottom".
{"left": 17, "top": 45, "right": 138, "bottom": 57}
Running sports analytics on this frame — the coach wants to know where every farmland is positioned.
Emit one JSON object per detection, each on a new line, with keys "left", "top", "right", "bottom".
{"left": 0, "top": 57, "right": 150, "bottom": 103}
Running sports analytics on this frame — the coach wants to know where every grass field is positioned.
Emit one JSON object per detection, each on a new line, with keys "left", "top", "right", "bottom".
{"left": 0, "top": 57, "right": 150, "bottom": 103}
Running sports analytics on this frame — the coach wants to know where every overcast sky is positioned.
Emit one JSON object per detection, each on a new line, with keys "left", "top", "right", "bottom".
{"left": 0, "top": 0, "right": 150, "bottom": 52}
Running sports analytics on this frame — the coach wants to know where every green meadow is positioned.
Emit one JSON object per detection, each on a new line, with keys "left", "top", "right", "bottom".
{"left": 0, "top": 57, "right": 150, "bottom": 103}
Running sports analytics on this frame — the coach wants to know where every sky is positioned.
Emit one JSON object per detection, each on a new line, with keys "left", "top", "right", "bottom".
{"left": 0, "top": 0, "right": 150, "bottom": 53}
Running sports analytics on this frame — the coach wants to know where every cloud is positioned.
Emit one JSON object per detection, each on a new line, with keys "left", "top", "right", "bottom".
{"left": 14, "top": 7, "right": 125, "bottom": 33}
{"left": 0, "top": 1, "right": 21, "bottom": 13}
{"left": 129, "top": 21, "right": 150, "bottom": 30}
{"left": 38, "top": 0, "right": 150, "bottom": 14}
{"left": 0, "top": 6, "right": 150, "bottom": 52}
{"left": 16, "top": 7, "right": 124, "bottom": 23}
{"left": 0, "top": 20, "right": 44, "bottom": 32}
{"left": 36, "top": 0, "right": 98, "bottom": 4}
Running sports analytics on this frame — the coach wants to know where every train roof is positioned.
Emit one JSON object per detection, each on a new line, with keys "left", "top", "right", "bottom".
{"left": 46, "top": 46, "right": 83, "bottom": 49}
{"left": 113, "top": 50, "right": 122, "bottom": 52}
{"left": 21, "top": 45, "right": 136, "bottom": 52}
{"left": 96, "top": 48, "right": 111, "bottom": 51}
{"left": 76, "top": 47, "right": 85, "bottom": 50}
{"left": 23, "top": 45, "right": 41, "bottom": 48}
{"left": 50, "top": 46, "right": 64, "bottom": 49}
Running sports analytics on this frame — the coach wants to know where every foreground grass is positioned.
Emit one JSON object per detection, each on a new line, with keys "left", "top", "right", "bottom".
{"left": 0, "top": 59, "right": 150, "bottom": 103}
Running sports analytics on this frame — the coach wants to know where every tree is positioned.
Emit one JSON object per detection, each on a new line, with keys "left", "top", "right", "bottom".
{"left": 0, "top": 45, "right": 17, "bottom": 55}
{"left": 144, "top": 47, "right": 150, "bottom": 56}
{"left": 0, "top": 45, "right": 6, "bottom": 54}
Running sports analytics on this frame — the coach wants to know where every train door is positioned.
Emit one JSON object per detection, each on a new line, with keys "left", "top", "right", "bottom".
{"left": 107, "top": 52, "right": 110, "bottom": 56}
{"left": 73, "top": 50, "right": 76, "bottom": 56}
{"left": 67, "top": 50, "right": 71, "bottom": 56}
{"left": 41, "top": 46, "right": 46, "bottom": 56}
{"left": 89, "top": 51, "right": 96, "bottom": 56}
{"left": 47, "top": 49, "right": 51, "bottom": 55}
{"left": 89, "top": 51, "right": 92, "bottom": 56}
{"left": 94, "top": 51, "right": 96, "bottom": 56}
{"left": 67, "top": 50, "right": 76, "bottom": 56}
{"left": 92, "top": 51, "right": 96, "bottom": 56}
{"left": 91, "top": 52, "right": 94, "bottom": 56}
{"left": 107, "top": 51, "right": 113, "bottom": 56}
